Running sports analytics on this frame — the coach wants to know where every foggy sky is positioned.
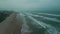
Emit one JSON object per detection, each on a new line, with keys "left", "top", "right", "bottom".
{"left": 0, "top": 0, "right": 60, "bottom": 11}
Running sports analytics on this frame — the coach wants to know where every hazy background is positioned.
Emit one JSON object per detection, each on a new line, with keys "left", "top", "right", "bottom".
{"left": 0, "top": 0, "right": 60, "bottom": 11}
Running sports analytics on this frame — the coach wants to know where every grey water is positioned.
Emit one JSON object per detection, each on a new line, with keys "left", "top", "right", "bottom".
{"left": 21, "top": 11, "right": 60, "bottom": 34}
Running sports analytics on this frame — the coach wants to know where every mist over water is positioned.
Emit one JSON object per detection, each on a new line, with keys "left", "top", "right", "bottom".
{"left": 0, "top": 0, "right": 60, "bottom": 11}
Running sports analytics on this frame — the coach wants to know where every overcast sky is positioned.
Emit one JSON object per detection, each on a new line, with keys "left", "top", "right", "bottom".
{"left": 0, "top": 0, "right": 60, "bottom": 11}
